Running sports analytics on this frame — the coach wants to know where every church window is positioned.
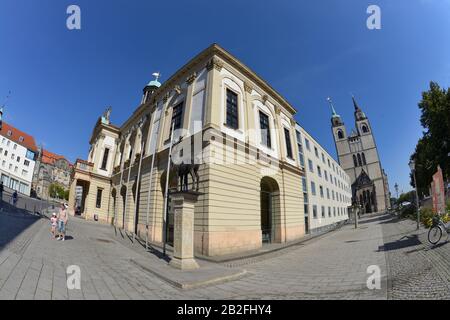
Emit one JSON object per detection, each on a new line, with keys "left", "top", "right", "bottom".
{"left": 361, "top": 124, "right": 369, "bottom": 133}
{"left": 362, "top": 153, "right": 367, "bottom": 165}
{"left": 357, "top": 154, "right": 362, "bottom": 167}
{"left": 337, "top": 130, "right": 344, "bottom": 139}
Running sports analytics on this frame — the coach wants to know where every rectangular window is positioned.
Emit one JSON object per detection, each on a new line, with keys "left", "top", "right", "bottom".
{"left": 296, "top": 131, "right": 305, "bottom": 167}
{"left": 13, "top": 144, "right": 17, "bottom": 150}
{"left": 304, "top": 204, "right": 309, "bottom": 216}
{"left": 171, "top": 102, "right": 184, "bottom": 130}
{"left": 16, "top": 156, "right": 20, "bottom": 163}
{"left": 313, "top": 205, "right": 317, "bottom": 218}
{"left": 96, "top": 188, "right": 103, "bottom": 208}
{"left": 328, "top": 207, "right": 332, "bottom": 218}
{"left": 308, "top": 159, "right": 314, "bottom": 173}
{"left": 314, "top": 146, "right": 319, "bottom": 158}
{"left": 319, "top": 186, "right": 324, "bottom": 198}
{"left": 327, "top": 188, "right": 330, "bottom": 199}
{"left": 321, "top": 206, "right": 325, "bottom": 218}
{"left": 100, "top": 148, "right": 110, "bottom": 170}
{"left": 226, "top": 89, "right": 239, "bottom": 129}
{"left": 284, "top": 128, "right": 293, "bottom": 159}
{"left": 322, "top": 153, "right": 325, "bottom": 163}
{"left": 311, "top": 181, "right": 316, "bottom": 196}
{"left": 22, "top": 169, "right": 27, "bottom": 176}
{"left": 259, "top": 111, "right": 271, "bottom": 148}
{"left": 324, "top": 170, "right": 328, "bottom": 181}
{"left": 305, "top": 138, "right": 310, "bottom": 151}
{"left": 24, "top": 160, "right": 30, "bottom": 167}
{"left": 302, "top": 177, "right": 308, "bottom": 193}
{"left": 317, "top": 165, "right": 322, "bottom": 177}
{"left": 26, "top": 150, "right": 35, "bottom": 160}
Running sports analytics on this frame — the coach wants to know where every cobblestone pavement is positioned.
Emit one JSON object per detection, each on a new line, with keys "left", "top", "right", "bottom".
{"left": 380, "top": 216, "right": 450, "bottom": 299}
{"left": 0, "top": 208, "right": 447, "bottom": 300}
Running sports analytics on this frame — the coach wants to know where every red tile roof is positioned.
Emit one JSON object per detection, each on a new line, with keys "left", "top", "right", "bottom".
{"left": 41, "top": 149, "right": 70, "bottom": 165}
{"left": 0, "top": 121, "right": 38, "bottom": 152}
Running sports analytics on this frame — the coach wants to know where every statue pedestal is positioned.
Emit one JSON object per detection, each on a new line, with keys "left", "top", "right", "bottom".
{"left": 169, "top": 191, "right": 202, "bottom": 270}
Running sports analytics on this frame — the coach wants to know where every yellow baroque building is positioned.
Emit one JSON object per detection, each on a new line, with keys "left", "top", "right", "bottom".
{"left": 69, "top": 44, "right": 307, "bottom": 257}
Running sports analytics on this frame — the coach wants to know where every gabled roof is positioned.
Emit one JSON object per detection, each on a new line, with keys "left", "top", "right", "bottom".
{"left": 41, "top": 149, "right": 71, "bottom": 166}
{"left": 0, "top": 121, "right": 38, "bottom": 152}
{"left": 353, "top": 169, "right": 373, "bottom": 188}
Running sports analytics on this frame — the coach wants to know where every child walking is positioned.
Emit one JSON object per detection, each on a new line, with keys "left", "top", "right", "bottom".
{"left": 50, "top": 212, "right": 58, "bottom": 239}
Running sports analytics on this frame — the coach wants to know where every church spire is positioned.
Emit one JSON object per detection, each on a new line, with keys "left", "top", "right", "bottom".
{"left": 327, "top": 97, "right": 339, "bottom": 118}
{"left": 352, "top": 95, "right": 367, "bottom": 121}
{"left": 352, "top": 95, "right": 361, "bottom": 111}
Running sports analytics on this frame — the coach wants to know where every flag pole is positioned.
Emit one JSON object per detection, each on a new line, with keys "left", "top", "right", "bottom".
{"left": 163, "top": 122, "right": 175, "bottom": 256}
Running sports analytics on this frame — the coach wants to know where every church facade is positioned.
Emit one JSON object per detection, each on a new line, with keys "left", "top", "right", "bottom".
{"left": 331, "top": 98, "right": 390, "bottom": 214}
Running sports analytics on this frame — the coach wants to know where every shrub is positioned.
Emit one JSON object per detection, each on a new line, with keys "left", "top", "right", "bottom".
{"left": 419, "top": 207, "right": 434, "bottom": 228}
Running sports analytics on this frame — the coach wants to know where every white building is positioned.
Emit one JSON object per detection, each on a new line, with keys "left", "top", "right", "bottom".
{"left": 295, "top": 124, "right": 352, "bottom": 234}
{"left": 0, "top": 122, "right": 38, "bottom": 196}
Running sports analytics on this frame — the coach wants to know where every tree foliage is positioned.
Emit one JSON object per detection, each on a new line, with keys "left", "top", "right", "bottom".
{"left": 411, "top": 82, "right": 450, "bottom": 197}
{"left": 49, "top": 183, "right": 69, "bottom": 200}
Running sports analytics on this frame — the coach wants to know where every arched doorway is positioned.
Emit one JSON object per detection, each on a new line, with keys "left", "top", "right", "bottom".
{"left": 120, "top": 185, "right": 127, "bottom": 228}
{"left": 111, "top": 188, "right": 117, "bottom": 225}
{"left": 260, "top": 177, "right": 280, "bottom": 244}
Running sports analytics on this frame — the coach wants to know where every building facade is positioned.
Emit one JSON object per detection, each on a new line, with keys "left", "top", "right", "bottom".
{"left": 32, "top": 149, "right": 72, "bottom": 200}
{"left": 69, "top": 44, "right": 351, "bottom": 257}
{"left": 331, "top": 97, "right": 390, "bottom": 214}
{"left": 296, "top": 125, "right": 352, "bottom": 234}
{"left": 0, "top": 122, "right": 38, "bottom": 196}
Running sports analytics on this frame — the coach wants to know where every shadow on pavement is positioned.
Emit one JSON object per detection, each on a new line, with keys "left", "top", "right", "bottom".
{"left": 377, "top": 234, "right": 421, "bottom": 252}
{"left": 0, "top": 201, "right": 41, "bottom": 251}
{"left": 359, "top": 214, "right": 392, "bottom": 225}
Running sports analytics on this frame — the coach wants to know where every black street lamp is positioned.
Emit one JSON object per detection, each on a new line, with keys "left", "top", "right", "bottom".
{"left": 409, "top": 159, "right": 420, "bottom": 230}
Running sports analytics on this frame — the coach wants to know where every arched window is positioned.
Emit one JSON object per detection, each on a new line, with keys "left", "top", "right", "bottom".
{"left": 353, "top": 155, "right": 358, "bottom": 167}
{"left": 361, "top": 124, "right": 369, "bottom": 133}
{"left": 362, "top": 153, "right": 367, "bottom": 165}
{"left": 337, "top": 130, "right": 344, "bottom": 139}
{"left": 357, "top": 154, "right": 362, "bottom": 167}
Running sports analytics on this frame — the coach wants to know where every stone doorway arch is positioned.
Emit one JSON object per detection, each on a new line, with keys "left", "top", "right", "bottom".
{"left": 260, "top": 176, "right": 281, "bottom": 244}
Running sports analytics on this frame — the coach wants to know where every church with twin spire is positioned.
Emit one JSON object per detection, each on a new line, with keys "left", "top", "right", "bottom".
{"left": 330, "top": 97, "right": 390, "bottom": 214}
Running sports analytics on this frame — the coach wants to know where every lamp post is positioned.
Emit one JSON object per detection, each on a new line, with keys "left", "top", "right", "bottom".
{"left": 409, "top": 159, "right": 420, "bottom": 230}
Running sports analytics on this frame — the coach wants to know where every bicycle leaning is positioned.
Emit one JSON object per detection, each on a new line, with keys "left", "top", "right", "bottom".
{"left": 428, "top": 213, "right": 450, "bottom": 245}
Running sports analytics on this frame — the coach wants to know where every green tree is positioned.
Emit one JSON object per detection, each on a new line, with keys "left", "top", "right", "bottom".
{"left": 411, "top": 82, "right": 450, "bottom": 197}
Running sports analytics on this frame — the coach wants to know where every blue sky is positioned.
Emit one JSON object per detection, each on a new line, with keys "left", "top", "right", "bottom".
{"left": 1, "top": 0, "right": 449, "bottom": 195}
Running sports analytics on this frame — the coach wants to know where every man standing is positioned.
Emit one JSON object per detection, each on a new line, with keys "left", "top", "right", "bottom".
{"left": 57, "top": 203, "right": 69, "bottom": 241}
